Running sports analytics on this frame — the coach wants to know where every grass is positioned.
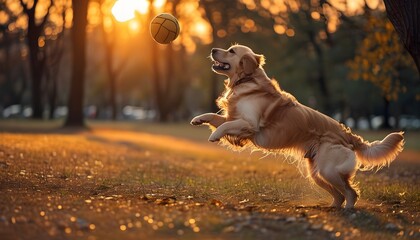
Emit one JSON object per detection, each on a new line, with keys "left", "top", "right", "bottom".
{"left": 0, "top": 120, "right": 419, "bottom": 239}
{"left": 2, "top": 119, "right": 419, "bottom": 149}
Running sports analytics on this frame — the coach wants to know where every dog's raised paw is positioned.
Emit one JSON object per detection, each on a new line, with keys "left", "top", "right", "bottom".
{"left": 208, "top": 138, "right": 220, "bottom": 142}
{"left": 208, "top": 134, "right": 220, "bottom": 142}
{"left": 190, "top": 117, "right": 205, "bottom": 125}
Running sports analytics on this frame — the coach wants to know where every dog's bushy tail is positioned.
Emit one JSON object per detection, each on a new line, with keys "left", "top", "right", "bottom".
{"left": 353, "top": 132, "right": 404, "bottom": 171}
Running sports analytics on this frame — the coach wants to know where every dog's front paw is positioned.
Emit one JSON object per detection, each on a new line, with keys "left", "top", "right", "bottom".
{"left": 190, "top": 116, "right": 207, "bottom": 126}
{"left": 208, "top": 133, "right": 221, "bottom": 142}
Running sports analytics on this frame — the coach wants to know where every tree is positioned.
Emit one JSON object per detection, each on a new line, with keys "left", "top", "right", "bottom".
{"left": 0, "top": 2, "right": 21, "bottom": 109}
{"left": 147, "top": 0, "right": 165, "bottom": 121}
{"left": 19, "top": 0, "right": 53, "bottom": 119}
{"left": 200, "top": 0, "right": 249, "bottom": 112}
{"left": 99, "top": 0, "right": 126, "bottom": 120}
{"left": 158, "top": 0, "right": 191, "bottom": 121}
{"left": 65, "top": 0, "right": 89, "bottom": 127}
{"left": 347, "top": 13, "right": 416, "bottom": 128}
{"left": 148, "top": 0, "right": 210, "bottom": 121}
{"left": 383, "top": 0, "right": 420, "bottom": 75}
{"left": 244, "top": 0, "right": 342, "bottom": 114}
{"left": 44, "top": 1, "right": 68, "bottom": 119}
{"left": 44, "top": 32, "right": 65, "bottom": 120}
{"left": 347, "top": 14, "right": 414, "bottom": 101}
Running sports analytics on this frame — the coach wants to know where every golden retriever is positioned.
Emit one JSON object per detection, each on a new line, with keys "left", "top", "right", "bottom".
{"left": 191, "top": 44, "right": 404, "bottom": 208}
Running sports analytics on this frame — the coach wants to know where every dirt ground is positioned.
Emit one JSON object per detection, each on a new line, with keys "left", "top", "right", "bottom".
{"left": 0, "top": 122, "right": 419, "bottom": 239}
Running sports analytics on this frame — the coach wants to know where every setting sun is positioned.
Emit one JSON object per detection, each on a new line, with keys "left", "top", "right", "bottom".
{"left": 111, "top": 0, "right": 150, "bottom": 22}
{"left": 111, "top": 0, "right": 134, "bottom": 22}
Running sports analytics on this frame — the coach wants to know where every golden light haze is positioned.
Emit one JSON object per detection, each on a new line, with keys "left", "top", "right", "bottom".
{"left": 111, "top": 0, "right": 150, "bottom": 22}
{"left": 106, "top": 0, "right": 212, "bottom": 52}
{"left": 0, "top": 0, "right": 386, "bottom": 54}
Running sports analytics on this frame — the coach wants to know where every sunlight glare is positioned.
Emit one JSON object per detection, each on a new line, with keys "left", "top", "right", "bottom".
{"left": 135, "top": 0, "right": 150, "bottom": 14}
{"left": 193, "top": 21, "right": 207, "bottom": 36}
{"left": 112, "top": 0, "right": 135, "bottom": 22}
{"left": 129, "top": 20, "right": 140, "bottom": 32}
{"left": 153, "top": 0, "right": 166, "bottom": 10}
{"left": 112, "top": 0, "right": 149, "bottom": 22}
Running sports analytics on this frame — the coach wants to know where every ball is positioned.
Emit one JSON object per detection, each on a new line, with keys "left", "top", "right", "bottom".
{"left": 150, "top": 13, "right": 180, "bottom": 44}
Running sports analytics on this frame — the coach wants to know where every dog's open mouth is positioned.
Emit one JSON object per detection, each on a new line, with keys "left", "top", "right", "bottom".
{"left": 212, "top": 60, "right": 230, "bottom": 70}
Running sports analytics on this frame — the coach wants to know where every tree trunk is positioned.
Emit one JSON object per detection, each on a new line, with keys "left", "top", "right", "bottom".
{"left": 209, "top": 35, "right": 220, "bottom": 113}
{"left": 148, "top": 0, "right": 186, "bottom": 122}
{"left": 47, "top": 52, "right": 60, "bottom": 120}
{"left": 103, "top": 38, "right": 117, "bottom": 120}
{"left": 109, "top": 70, "right": 117, "bottom": 120}
{"left": 150, "top": 44, "right": 164, "bottom": 121}
{"left": 65, "top": 0, "right": 89, "bottom": 127}
{"left": 308, "top": 30, "right": 331, "bottom": 114}
{"left": 19, "top": 0, "right": 52, "bottom": 119}
{"left": 46, "top": 8, "right": 66, "bottom": 120}
{"left": 148, "top": 1, "right": 167, "bottom": 122}
{"left": 100, "top": 5, "right": 118, "bottom": 121}
{"left": 48, "top": 75, "right": 57, "bottom": 120}
{"left": 383, "top": 0, "right": 420, "bottom": 76}
{"left": 161, "top": 45, "right": 176, "bottom": 122}
{"left": 0, "top": 27, "right": 16, "bottom": 107}
{"left": 203, "top": 5, "right": 220, "bottom": 113}
{"left": 27, "top": 32, "right": 44, "bottom": 119}
{"left": 381, "top": 97, "right": 392, "bottom": 129}
{"left": 171, "top": 45, "right": 189, "bottom": 119}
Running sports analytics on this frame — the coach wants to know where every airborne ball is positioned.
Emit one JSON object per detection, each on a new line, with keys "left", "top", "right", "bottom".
{"left": 150, "top": 13, "right": 180, "bottom": 44}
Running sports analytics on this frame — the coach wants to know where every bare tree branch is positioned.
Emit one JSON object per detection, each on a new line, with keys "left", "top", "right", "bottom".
{"left": 18, "top": 0, "right": 29, "bottom": 14}
{"left": 39, "top": 0, "right": 55, "bottom": 31}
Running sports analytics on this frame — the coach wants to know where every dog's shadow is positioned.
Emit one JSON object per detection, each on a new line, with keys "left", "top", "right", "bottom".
{"left": 300, "top": 205, "right": 392, "bottom": 235}
{"left": 336, "top": 207, "right": 386, "bottom": 232}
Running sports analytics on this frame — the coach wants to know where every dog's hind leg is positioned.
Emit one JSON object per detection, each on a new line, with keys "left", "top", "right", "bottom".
{"left": 316, "top": 144, "right": 359, "bottom": 208}
{"left": 308, "top": 159, "right": 345, "bottom": 208}
{"left": 340, "top": 173, "right": 359, "bottom": 208}
{"left": 319, "top": 169, "right": 358, "bottom": 208}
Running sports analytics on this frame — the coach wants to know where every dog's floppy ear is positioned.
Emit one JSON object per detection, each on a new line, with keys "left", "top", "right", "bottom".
{"left": 240, "top": 53, "right": 265, "bottom": 75}
{"left": 240, "top": 54, "right": 259, "bottom": 75}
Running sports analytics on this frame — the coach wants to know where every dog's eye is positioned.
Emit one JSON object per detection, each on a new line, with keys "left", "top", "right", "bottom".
{"left": 229, "top": 49, "right": 235, "bottom": 54}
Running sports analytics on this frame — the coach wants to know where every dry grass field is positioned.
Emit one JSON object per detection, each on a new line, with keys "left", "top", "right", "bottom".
{"left": 0, "top": 120, "right": 419, "bottom": 239}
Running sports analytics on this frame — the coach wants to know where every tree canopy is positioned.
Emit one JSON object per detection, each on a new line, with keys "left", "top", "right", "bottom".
{"left": 0, "top": 0, "right": 419, "bottom": 127}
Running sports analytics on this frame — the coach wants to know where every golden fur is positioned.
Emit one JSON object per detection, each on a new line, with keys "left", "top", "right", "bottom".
{"left": 191, "top": 44, "right": 404, "bottom": 208}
